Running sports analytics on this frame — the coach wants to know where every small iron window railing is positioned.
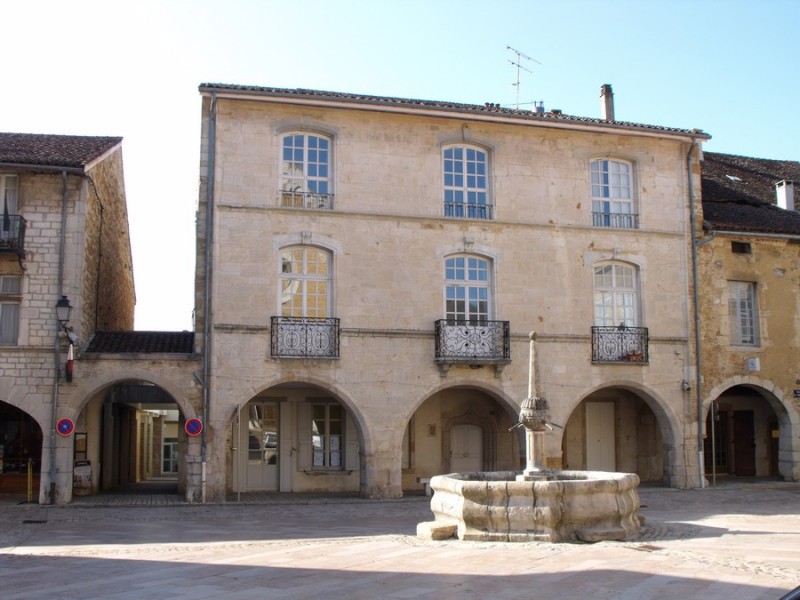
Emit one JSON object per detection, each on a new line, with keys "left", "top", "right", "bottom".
{"left": 591, "top": 325, "right": 649, "bottom": 363}
{"left": 434, "top": 319, "right": 510, "bottom": 362}
{"left": 280, "top": 191, "right": 334, "bottom": 210}
{"left": 592, "top": 212, "right": 639, "bottom": 229}
{"left": 271, "top": 317, "right": 340, "bottom": 358}
{"left": 0, "top": 215, "right": 26, "bottom": 256}
{"left": 444, "top": 202, "right": 493, "bottom": 220}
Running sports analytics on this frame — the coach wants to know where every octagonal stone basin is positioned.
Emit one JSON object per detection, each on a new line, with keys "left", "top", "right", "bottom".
{"left": 418, "top": 470, "right": 642, "bottom": 543}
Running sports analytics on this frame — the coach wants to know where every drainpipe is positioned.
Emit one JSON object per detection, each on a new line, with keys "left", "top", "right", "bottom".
{"left": 48, "top": 170, "right": 70, "bottom": 504}
{"left": 687, "top": 139, "right": 706, "bottom": 489}
{"left": 201, "top": 93, "right": 217, "bottom": 503}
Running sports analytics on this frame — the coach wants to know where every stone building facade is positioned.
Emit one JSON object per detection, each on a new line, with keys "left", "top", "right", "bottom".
{"left": 697, "top": 152, "right": 800, "bottom": 482}
{"left": 0, "top": 134, "right": 136, "bottom": 502}
{"left": 194, "top": 84, "right": 711, "bottom": 499}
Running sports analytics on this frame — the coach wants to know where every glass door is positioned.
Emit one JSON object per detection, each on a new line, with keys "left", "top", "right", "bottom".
{"left": 244, "top": 402, "right": 279, "bottom": 491}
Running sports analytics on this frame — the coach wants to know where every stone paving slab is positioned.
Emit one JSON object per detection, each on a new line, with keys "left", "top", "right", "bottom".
{"left": 0, "top": 484, "right": 799, "bottom": 599}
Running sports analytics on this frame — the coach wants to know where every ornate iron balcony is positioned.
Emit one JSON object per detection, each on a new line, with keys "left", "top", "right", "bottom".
{"left": 592, "top": 211, "right": 639, "bottom": 229}
{"left": 271, "top": 317, "right": 339, "bottom": 358}
{"left": 0, "top": 215, "right": 26, "bottom": 257}
{"left": 444, "top": 202, "right": 493, "bottom": 220}
{"left": 280, "top": 191, "right": 334, "bottom": 210}
{"left": 591, "top": 326, "right": 649, "bottom": 363}
{"left": 435, "top": 319, "right": 510, "bottom": 363}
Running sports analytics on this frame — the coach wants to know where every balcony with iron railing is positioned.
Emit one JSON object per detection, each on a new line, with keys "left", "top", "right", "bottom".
{"left": 591, "top": 325, "right": 649, "bottom": 363}
{"left": 592, "top": 211, "right": 639, "bottom": 229}
{"left": 444, "top": 202, "right": 493, "bottom": 220}
{"left": 0, "top": 216, "right": 26, "bottom": 257}
{"left": 434, "top": 319, "right": 510, "bottom": 364}
{"left": 280, "top": 191, "right": 334, "bottom": 210}
{"left": 271, "top": 317, "right": 340, "bottom": 358}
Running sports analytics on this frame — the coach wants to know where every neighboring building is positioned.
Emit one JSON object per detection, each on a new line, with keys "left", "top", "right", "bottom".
{"left": 698, "top": 152, "right": 800, "bottom": 482}
{"left": 0, "top": 133, "right": 134, "bottom": 501}
{"left": 0, "top": 133, "right": 200, "bottom": 505}
{"left": 195, "top": 83, "right": 711, "bottom": 499}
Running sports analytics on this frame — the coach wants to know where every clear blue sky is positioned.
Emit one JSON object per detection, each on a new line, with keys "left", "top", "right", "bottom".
{"left": 2, "top": 0, "right": 797, "bottom": 330}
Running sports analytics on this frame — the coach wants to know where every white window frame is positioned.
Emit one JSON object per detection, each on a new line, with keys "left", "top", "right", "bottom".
{"left": 444, "top": 255, "right": 492, "bottom": 322}
{"left": 1, "top": 175, "right": 19, "bottom": 241}
{"left": 311, "top": 402, "right": 343, "bottom": 470}
{"left": 593, "top": 263, "right": 639, "bottom": 327}
{"left": 279, "top": 246, "right": 332, "bottom": 318}
{"left": 0, "top": 275, "right": 20, "bottom": 345}
{"left": 443, "top": 145, "right": 491, "bottom": 219}
{"left": 280, "top": 132, "right": 332, "bottom": 208}
{"left": 591, "top": 159, "right": 636, "bottom": 228}
{"left": 728, "top": 281, "right": 759, "bottom": 346}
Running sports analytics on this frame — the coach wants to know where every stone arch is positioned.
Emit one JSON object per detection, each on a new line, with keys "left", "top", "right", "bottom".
{"left": 703, "top": 376, "right": 800, "bottom": 481}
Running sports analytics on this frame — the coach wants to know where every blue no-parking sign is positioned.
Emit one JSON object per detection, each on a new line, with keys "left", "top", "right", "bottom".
{"left": 185, "top": 418, "right": 203, "bottom": 437}
{"left": 56, "top": 418, "right": 75, "bottom": 436}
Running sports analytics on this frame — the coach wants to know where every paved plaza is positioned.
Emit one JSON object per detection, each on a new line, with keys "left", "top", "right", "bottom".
{"left": 0, "top": 482, "right": 799, "bottom": 599}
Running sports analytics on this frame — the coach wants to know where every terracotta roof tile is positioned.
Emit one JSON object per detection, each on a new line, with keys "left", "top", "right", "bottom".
{"left": 0, "top": 132, "right": 122, "bottom": 170}
{"left": 701, "top": 152, "right": 800, "bottom": 235}
{"left": 199, "top": 83, "right": 709, "bottom": 139}
{"left": 84, "top": 331, "right": 194, "bottom": 355}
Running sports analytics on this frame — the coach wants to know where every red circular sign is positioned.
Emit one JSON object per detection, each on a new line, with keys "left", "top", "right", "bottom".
{"left": 56, "top": 418, "right": 75, "bottom": 436}
{"left": 185, "top": 418, "right": 203, "bottom": 437}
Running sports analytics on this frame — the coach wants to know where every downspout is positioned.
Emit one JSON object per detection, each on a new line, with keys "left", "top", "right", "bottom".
{"left": 48, "top": 170, "right": 70, "bottom": 504}
{"left": 85, "top": 176, "right": 104, "bottom": 330}
{"left": 201, "top": 92, "right": 217, "bottom": 503}
{"left": 687, "top": 138, "right": 705, "bottom": 489}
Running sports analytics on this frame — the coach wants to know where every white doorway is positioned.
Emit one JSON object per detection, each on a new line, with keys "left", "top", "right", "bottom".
{"left": 240, "top": 402, "right": 280, "bottom": 491}
{"left": 450, "top": 424, "right": 483, "bottom": 472}
{"left": 586, "top": 402, "right": 616, "bottom": 471}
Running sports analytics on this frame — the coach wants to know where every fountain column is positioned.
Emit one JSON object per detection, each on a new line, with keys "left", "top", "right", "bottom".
{"left": 518, "top": 332, "right": 551, "bottom": 481}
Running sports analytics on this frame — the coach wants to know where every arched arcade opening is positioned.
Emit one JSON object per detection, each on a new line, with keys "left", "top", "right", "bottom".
{"left": 562, "top": 386, "right": 674, "bottom": 486}
{"left": 228, "top": 383, "right": 364, "bottom": 495}
{"left": 0, "top": 400, "right": 43, "bottom": 495}
{"left": 75, "top": 381, "right": 186, "bottom": 497}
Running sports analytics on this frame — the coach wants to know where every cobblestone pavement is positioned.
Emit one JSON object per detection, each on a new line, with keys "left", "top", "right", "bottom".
{"left": 0, "top": 482, "right": 799, "bottom": 599}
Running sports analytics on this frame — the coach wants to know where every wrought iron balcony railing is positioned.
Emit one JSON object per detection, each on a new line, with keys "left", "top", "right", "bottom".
{"left": 444, "top": 202, "right": 493, "bottom": 220}
{"left": 435, "top": 319, "right": 510, "bottom": 363}
{"left": 280, "top": 191, "right": 334, "bottom": 210}
{"left": 271, "top": 317, "right": 340, "bottom": 358}
{"left": 592, "top": 211, "right": 639, "bottom": 229}
{"left": 591, "top": 326, "right": 649, "bottom": 363}
{"left": 0, "top": 215, "right": 26, "bottom": 256}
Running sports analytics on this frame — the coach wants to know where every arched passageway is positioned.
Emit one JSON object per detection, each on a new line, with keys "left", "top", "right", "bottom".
{"left": 75, "top": 381, "right": 184, "bottom": 497}
{"left": 0, "top": 400, "right": 43, "bottom": 495}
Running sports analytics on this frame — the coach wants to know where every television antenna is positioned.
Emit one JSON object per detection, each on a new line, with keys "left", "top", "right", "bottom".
{"left": 507, "top": 45, "right": 541, "bottom": 108}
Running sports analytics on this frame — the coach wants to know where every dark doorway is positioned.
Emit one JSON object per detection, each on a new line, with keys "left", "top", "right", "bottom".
{"left": 733, "top": 410, "right": 756, "bottom": 476}
{"left": 0, "top": 401, "right": 42, "bottom": 494}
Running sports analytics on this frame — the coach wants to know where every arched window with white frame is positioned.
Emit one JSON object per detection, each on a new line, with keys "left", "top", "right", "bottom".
{"left": 280, "top": 132, "right": 333, "bottom": 209}
{"left": 591, "top": 159, "right": 637, "bottom": 228}
{"left": 279, "top": 246, "right": 332, "bottom": 318}
{"left": 444, "top": 255, "right": 491, "bottom": 322}
{"left": 593, "top": 262, "right": 639, "bottom": 327}
{"left": 443, "top": 145, "right": 491, "bottom": 219}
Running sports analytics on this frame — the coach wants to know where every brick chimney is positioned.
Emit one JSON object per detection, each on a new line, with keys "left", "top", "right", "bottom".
{"left": 776, "top": 180, "right": 795, "bottom": 211}
{"left": 601, "top": 84, "right": 614, "bottom": 121}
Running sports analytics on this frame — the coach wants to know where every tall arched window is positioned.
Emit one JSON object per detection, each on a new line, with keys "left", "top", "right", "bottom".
{"left": 279, "top": 246, "right": 331, "bottom": 318}
{"left": 590, "top": 159, "right": 637, "bottom": 228}
{"left": 593, "top": 262, "right": 639, "bottom": 327}
{"left": 281, "top": 132, "right": 333, "bottom": 209}
{"left": 445, "top": 255, "right": 491, "bottom": 322}
{"left": 443, "top": 145, "right": 491, "bottom": 219}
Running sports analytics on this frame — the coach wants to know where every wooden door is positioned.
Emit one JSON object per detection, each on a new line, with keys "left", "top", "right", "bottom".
{"left": 733, "top": 410, "right": 756, "bottom": 476}
{"left": 450, "top": 424, "right": 483, "bottom": 472}
{"left": 586, "top": 402, "right": 616, "bottom": 471}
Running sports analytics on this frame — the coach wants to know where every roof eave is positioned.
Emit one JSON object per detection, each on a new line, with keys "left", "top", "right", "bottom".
{"left": 199, "top": 86, "right": 710, "bottom": 143}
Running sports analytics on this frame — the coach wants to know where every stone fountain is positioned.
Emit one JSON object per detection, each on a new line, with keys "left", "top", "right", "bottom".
{"left": 417, "top": 333, "right": 642, "bottom": 543}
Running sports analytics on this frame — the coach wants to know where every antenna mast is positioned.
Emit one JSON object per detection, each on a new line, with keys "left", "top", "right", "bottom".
{"left": 507, "top": 45, "right": 541, "bottom": 108}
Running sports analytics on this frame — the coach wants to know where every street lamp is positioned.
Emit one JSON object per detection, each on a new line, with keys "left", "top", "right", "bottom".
{"left": 55, "top": 295, "right": 72, "bottom": 331}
